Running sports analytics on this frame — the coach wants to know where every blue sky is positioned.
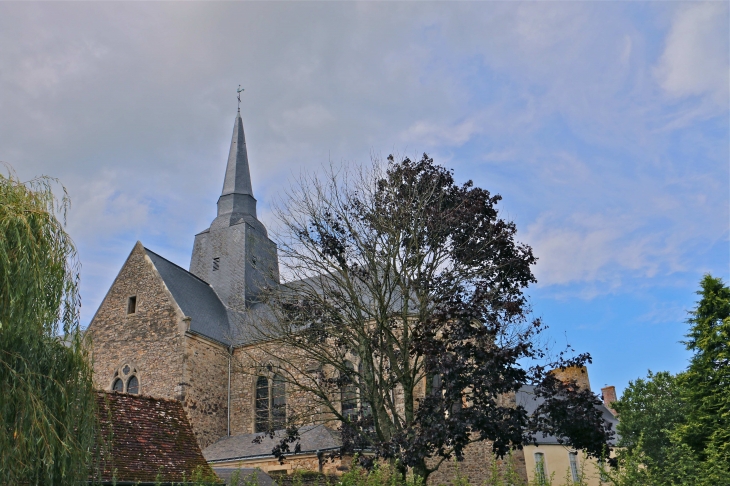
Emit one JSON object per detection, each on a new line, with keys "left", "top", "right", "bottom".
{"left": 1, "top": 2, "right": 727, "bottom": 396}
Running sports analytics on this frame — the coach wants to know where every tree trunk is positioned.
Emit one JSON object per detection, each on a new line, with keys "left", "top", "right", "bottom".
{"left": 412, "top": 459, "right": 431, "bottom": 485}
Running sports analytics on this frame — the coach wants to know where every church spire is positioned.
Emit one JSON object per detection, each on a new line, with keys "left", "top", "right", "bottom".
{"left": 189, "top": 97, "right": 279, "bottom": 308}
{"left": 215, "top": 107, "right": 262, "bottom": 230}
{"left": 220, "top": 111, "right": 254, "bottom": 199}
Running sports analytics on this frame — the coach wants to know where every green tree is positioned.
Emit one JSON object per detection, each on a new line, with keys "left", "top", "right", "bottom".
{"left": 612, "top": 370, "right": 685, "bottom": 468}
{"left": 0, "top": 168, "right": 98, "bottom": 484}
{"left": 607, "top": 275, "right": 730, "bottom": 485}
{"left": 676, "top": 274, "right": 730, "bottom": 459}
{"left": 249, "top": 155, "right": 612, "bottom": 482}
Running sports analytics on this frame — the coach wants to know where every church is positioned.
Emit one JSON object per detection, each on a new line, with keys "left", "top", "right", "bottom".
{"left": 87, "top": 107, "right": 362, "bottom": 475}
{"left": 86, "top": 109, "right": 617, "bottom": 485}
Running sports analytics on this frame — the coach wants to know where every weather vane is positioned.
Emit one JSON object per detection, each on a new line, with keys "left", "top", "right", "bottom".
{"left": 237, "top": 85, "right": 244, "bottom": 112}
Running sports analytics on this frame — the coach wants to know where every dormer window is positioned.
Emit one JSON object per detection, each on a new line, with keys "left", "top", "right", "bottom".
{"left": 212, "top": 257, "right": 220, "bottom": 271}
{"left": 127, "top": 296, "right": 137, "bottom": 314}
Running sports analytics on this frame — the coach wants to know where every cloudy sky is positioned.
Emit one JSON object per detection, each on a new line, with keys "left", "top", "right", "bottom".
{"left": 2, "top": 1, "right": 727, "bottom": 394}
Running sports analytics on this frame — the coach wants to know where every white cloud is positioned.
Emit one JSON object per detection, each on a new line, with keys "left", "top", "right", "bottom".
{"left": 655, "top": 3, "right": 729, "bottom": 105}
{"left": 65, "top": 170, "right": 151, "bottom": 243}
{"left": 0, "top": 2, "right": 725, "bottom": 321}
{"left": 399, "top": 118, "right": 479, "bottom": 148}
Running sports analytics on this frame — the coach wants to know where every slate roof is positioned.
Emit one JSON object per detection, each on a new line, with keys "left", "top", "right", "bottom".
{"left": 515, "top": 385, "right": 619, "bottom": 446}
{"left": 145, "top": 248, "right": 235, "bottom": 345}
{"left": 93, "top": 392, "right": 217, "bottom": 484}
{"left": 213, "top": 468, "right": 275, "bottom": 486}
{"left": 143, "top": 247, "right": 274, "bottom": 347}
{"left": 203, "top": 425, "right": 341, "bottom": 463}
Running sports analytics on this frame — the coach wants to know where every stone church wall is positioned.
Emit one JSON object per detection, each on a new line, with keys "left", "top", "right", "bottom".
{"left": 87, "top": 242, "right": 185, "bottom": 400}
{"left": 87, "top": 242, "right": 230, "bottom": 450}
{"left": 229, "top": 342, "right": 338, "bottom": 435}
{"left": 182, "top": 334, "right": 230, "bottom": 449}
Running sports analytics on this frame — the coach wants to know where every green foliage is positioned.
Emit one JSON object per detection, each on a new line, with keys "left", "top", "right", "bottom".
{"left": 334, "top": 453, "right": 602, "bottom": 486}
{"left": 676, "top": 274, "right": 730, "bottom": 458}
{"left": 606, "top": 274, "right": 730, "bottom": 485}
{"left": 612, "top": 370, "right": 684, "bottom": 468}
{"left": 0, "top": 168, "right": 98, "bottom": 484}
{"left": 338, "top": 459, "right": 423, "bottom": 486}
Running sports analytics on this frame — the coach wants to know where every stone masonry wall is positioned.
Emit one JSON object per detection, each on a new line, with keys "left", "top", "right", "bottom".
{"left": 87, "top": 241, "right": 230, "bottom": 451}
{"left": 182, "top": 334, "right": 230, "bottom": 449}
{"left": 427, "top": 442, "right": 527, "bottom": 486}
{"left": 87, "top": 242, "right": 185, "bottom": 400}
{"left": 229, "top": 342, "right": 338, "bottom": 436}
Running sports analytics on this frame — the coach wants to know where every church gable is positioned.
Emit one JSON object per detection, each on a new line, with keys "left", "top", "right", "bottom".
{"left": 87, "top": 241, "right": 187, "bottom": 400}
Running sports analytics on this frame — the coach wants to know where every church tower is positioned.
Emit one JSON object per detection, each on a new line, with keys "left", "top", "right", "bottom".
{"left": 189, "top": 109, "right": 279, "bottom": 309}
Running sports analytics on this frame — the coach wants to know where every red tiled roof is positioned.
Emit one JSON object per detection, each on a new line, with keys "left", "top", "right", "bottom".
{"left": 93, "top": 391, "right": 217, "bottom": 483}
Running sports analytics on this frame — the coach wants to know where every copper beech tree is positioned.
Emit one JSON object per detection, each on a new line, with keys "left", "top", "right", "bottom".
{"left": 246, "top": 154, "right": 613, "bottom": 481}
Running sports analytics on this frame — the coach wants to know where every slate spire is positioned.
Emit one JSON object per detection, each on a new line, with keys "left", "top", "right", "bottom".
{"left": 215, "top": 111, "right": 261, "bottom": 228}
{"left": 189, "top": 107, "right": 280, "bottom": 309}
{"left": 221, "top": 111, "right": 254, "bottom": 199}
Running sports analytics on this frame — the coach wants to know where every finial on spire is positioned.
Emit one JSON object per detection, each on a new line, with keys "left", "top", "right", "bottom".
{"left": 237, "top": 85, "right": 244, "bottom": 113}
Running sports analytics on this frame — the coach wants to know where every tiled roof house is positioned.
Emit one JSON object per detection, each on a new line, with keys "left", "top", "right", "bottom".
{"left": 92, "top": 392, "right": 219, "bottom": 485}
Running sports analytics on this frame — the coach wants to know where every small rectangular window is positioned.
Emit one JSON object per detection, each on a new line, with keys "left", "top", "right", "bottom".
{"left": 127, "top": 296, "right": 137, "bottom": 315}
{"left": 212, "top": 257, "right": 220, "bottom": 271}
{"left": 569, "top": 451, "right": 579, "bottom": 483}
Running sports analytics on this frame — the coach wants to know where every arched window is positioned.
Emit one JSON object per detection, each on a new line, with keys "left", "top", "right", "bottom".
{"left": 341, "top": 361, "right": 357, "bottom": 419}
{"left": 272, "top": 374, "right": 286, "bottom": 429}
{"left": 358, "top": 361, "right": 372, "bottom": 417}
{"left": 534, "top": 452, "right": 547, "bottom": 486}
{"left": 110, "top": 363, "right": 140, "bottom": 394}
{"left": 255, "top": 376, "right": 269, "bottom": 433}
{"left": 127, "top": 376, "right": 139, "bottom": 394}
{"left": 255, "top": 374, "right": 287, "bottom": 432}
{"left": 568, "top": 451, "right": 579, "bottom": 483}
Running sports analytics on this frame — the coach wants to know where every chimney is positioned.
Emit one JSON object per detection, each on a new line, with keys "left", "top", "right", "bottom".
{"left": 601, "top": 386, "right": 618, "bottom": 416}
{"left": 550, "top": 366, "right": 591, "bottom": 391}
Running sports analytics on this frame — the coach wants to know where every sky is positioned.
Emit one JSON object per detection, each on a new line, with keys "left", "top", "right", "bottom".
{"left": 1, "top": 2, "right": 727, "bottom": 397}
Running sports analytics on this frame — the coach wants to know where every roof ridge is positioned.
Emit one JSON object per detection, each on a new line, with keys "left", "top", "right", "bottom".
{"left": 99, "top": 390, "right": 183, "bottom": 405}
{"left": 143, "top": 247, "right": 213, "bottom": 287}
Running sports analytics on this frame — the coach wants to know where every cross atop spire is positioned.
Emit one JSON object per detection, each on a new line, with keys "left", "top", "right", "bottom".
{"left": 237, "top": 85, "right": 244, "bottom": 113}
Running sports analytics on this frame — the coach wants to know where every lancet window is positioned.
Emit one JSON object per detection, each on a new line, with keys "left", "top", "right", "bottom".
{"left": 255, "top": 374, "right": 287, "bottom": 432}
{"left": 341, "top": 361, "right": 357, "bottom": 419}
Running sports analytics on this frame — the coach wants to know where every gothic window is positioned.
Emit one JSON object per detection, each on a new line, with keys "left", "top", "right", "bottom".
{"left": 272, "top": 374, "right": 286, "bottom": 430}
{"left": 358, "top": 361, "right": 372, "bottom": 417}
{"left": 255, "top": 374, "right": 287, "bottom": 432}
{"left": 341, "top": 361, "right": 357, "bottom": 420}
{"left": 431, "top": 373, "right": 442, "bottom": 394}
{"left": 111, "top": 363, "right": 140, "bottom": 394}
{"left": 127, "top": 296, "right": 137, "bottom": 314}
{"left": 255, "top": 376, "right": 269, "bottom": 432}
{"left": 127, "top": 376, "right": 139, "bottom": 394}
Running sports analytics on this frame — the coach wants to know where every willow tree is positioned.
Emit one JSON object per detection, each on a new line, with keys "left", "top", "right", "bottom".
{"left": 0, "top": 167, "right": 97, "bottom": 484}
{"left": 245, "top": 155, "right": 612, "bottom": 482}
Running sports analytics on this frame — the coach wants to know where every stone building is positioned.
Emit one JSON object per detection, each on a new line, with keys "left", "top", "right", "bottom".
{"left": 86, "top": 110, "right": 615, "bottom": 484}
{"left": 87, "top": 107, "right": 282, "bottom": 451}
